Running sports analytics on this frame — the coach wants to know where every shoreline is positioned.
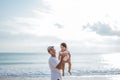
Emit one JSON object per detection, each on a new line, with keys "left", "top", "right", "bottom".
{"left": 0, "top": 75, "right": 120, "bottom": 80}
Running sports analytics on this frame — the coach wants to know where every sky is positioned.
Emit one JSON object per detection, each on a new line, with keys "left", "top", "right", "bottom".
{"left": 0, "top": 0, "right": 120, "bottom": 53}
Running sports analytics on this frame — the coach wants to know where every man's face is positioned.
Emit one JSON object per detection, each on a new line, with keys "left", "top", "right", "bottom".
{"left": 49, "top": 47, "right": 56, "bottom": 55}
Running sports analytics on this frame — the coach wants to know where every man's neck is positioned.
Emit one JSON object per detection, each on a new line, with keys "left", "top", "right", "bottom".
{"left": 51, "top": 54, "right": 56, "bottom": 57}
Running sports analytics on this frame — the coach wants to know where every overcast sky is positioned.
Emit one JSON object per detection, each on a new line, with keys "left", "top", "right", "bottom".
{"left": 0, "top": 0, "right": 120, "bottom": 53}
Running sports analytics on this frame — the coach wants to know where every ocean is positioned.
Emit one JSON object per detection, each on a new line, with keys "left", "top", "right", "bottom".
{"left": 0, "top": 52, "right": 120, "bottom": 78}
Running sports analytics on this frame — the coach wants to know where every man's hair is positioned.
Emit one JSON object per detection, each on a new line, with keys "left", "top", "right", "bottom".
{"left": 47, "top": 46, "right": 54, "bottom": 52}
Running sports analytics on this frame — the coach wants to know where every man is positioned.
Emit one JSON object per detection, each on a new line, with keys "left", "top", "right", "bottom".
{"left": 47, "top": 46, "right": 64, "bottom": 80}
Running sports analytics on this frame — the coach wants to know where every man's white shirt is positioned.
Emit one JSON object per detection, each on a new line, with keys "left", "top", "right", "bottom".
{"left": 49, "top": 56, "right": 62, "bottom": 80}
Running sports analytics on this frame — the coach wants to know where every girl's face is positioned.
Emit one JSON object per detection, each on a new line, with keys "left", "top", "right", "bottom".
{"left": 60, "top": 45, "right": 66, "bottom": 51}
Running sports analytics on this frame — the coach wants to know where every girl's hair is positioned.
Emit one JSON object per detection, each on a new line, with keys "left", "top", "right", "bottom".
{"left": 61, "top": 42, "right": 67, "bottom": 48}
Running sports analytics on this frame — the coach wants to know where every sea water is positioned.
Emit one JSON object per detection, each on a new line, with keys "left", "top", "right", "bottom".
{"left": 0, "top": 52, "right": 120, "bottom": 78}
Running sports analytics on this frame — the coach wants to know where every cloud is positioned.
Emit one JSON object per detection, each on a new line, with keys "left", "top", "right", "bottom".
{"left": 67, "top": 36, "right": 120, "bottom": 54}
{"left": 0, "top": 30, "right": 62, "bottom": 42}
{"left": 82, "top": 22, "right": 120, "bottom": 37}
{"left": 54, "top": 23, "right": 64, "bottom": 29}
{"left": 0, "top": 30, "right": 64, "bottom": 52}
{"left": 0, "top": 29, "right": 120, "bottom": 53}
{"left": 0, "top": 11, "right": 55, "bottom": 37}
{"left": 0, "top": 0, "right": 48, "bottom": 20}
{"left": 0, "top": 0, "right": 120, "bottom": 53}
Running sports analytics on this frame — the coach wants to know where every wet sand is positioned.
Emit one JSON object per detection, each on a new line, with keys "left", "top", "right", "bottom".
{"left": 0, "top": 75, "right": 120, "bottom": 80}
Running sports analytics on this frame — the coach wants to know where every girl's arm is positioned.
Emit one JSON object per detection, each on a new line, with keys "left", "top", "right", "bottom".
{"left": 56, "top": 55, "right": 64, "bottom": 69}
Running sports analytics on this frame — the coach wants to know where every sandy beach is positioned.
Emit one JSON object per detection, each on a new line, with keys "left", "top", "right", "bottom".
{"left": 0, "top": 75, "right": 120, "bottom": 80}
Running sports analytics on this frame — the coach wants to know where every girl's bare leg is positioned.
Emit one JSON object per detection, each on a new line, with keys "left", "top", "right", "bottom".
{"left": 62, "top": 63, "right": 65, "bottom": 76}
{"left": 68, "top": 62, "right": 71, "bottom": 75}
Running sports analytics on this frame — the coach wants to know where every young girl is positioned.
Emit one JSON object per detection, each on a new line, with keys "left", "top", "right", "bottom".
{"left": 58, "top": 42, "right": 71, "bottom": 76}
